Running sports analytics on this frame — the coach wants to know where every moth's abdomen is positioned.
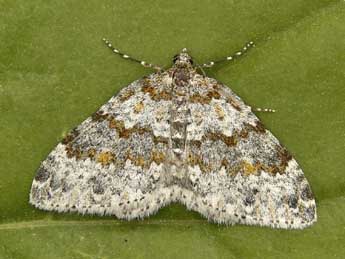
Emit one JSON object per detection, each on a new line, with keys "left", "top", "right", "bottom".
{"left": 168, "top": 78, "right": 192, "bottom": 180}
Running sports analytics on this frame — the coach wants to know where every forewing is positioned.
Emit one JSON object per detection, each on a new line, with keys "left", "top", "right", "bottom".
{"left": 30, "top": 72, "right": 174, "bottom": 219}
{"left": 182, "top": 76, "right": 316, "bottom": 229}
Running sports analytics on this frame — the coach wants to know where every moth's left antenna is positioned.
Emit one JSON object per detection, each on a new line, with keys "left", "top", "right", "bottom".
{"left": 102, "top": 38, "right": 163, "bottom": 71}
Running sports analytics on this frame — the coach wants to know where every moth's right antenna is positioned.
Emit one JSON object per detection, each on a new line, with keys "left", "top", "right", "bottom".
{"left": 202, "top": 41, "right": 255, "bottom": 68}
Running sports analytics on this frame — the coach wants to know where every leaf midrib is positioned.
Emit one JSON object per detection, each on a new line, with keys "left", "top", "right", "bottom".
{"left": 0, "top": 219, "right": 209, "bottom": 231}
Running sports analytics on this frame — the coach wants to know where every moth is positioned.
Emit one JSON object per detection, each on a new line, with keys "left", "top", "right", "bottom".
{"left": 29, "top": 39, "right": 317, "bottom": 229}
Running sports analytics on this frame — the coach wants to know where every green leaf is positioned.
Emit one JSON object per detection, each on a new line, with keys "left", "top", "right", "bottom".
{"left": 0, "top": 0, "right": 344, "bottom": 258}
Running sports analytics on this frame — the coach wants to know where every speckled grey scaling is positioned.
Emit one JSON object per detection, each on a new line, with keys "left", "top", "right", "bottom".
{"left": 30, "top": 45, "right": 316, "bottom": 229}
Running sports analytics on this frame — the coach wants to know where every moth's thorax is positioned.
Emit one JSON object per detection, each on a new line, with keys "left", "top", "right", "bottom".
{"left": 172, "top": 67, "right": 194, "bottom": 88}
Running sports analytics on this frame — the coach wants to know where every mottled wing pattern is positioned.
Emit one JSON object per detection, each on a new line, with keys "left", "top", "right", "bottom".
{"left": 30, "top": 72, "right": 176, "bottom": 219}
{"left": 30, "top": 66, "right": 316, "bottom": 229}
{"left": 180, "top": 76, "right": 317, "bottom": 229}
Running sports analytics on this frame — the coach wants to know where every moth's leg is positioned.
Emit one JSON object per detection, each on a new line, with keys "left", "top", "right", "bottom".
{"left": 254, "top": 107, "right": 276, "bottom": 113}
{"left": 102, "top": 38, "right": 163, "bottom": 71}
{"left": 196, "top": 64, "right": 207, "bottom": 77}
{"left": 202, "top": 41, "right": 255, "bottom": 68}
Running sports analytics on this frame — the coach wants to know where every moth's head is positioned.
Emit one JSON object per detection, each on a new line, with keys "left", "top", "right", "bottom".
{"left": 173, "top": 48, "right": 194, "bottom": 68}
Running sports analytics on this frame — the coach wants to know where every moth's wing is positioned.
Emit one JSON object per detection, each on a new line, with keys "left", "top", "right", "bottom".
{"left": 182, "top": 77, "right": 317, "bottom": 229}
{"left": 30, "top": 72, "right": 175, "bottom": 219}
